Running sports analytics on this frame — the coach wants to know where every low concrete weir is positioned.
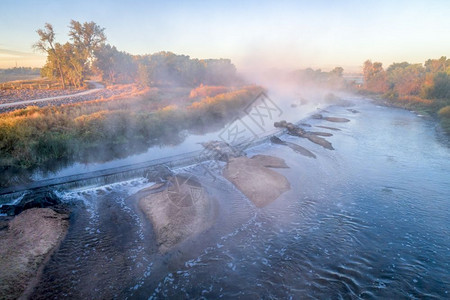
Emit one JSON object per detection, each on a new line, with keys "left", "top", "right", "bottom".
{"left": 0, "top": 150, "right": 201, "bottom": 198}
{"left": 0, "top": 132, "right": 280, "bottom": 201}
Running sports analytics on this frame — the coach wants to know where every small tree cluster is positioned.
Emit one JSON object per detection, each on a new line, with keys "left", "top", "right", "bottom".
{"left": 34, "top": 21, "right": 106, "bottom": 88}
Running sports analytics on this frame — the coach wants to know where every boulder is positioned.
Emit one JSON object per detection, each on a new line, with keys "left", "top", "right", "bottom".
{"left": 223, "top": 155, "right": 290, "bottom": 208}
{"left": 138, "top": 175, "right": 216, "bottom": 253}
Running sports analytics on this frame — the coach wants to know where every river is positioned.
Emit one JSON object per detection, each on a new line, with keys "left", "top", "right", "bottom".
{"left": 28, "top": 96, "right": 450, "bottom": 298}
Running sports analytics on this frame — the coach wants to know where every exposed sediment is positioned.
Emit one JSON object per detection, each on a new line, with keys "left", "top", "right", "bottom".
{"left": 0, "top": 208, "right": 69, "bottom": 300}
{"left": 223, "top": 155, "right": 290, "bottom": 208}
{"left": 138, "top": 175, "right": 216, "bottom": 253}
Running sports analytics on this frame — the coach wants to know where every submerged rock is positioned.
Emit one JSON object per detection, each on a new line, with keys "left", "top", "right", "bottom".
{"left": 0, "top": 208, "right": 69, "bottom": 299}
{"left": 138, "top": 175, "right": 216, "bottom": 253}
{"left": 324, "top": 117, "right": 350, "bottom": 123}
{"left": 270, "top": 136, "right": 316, "bottom": 158}
{"left": 316, "top": 125, "right": 341, "bottom": 131}
{"left": 309, "top": 131, "right": 333, "bottom": 137}
{"left": 223, "top": 155, "right": 290, "bottom": 208}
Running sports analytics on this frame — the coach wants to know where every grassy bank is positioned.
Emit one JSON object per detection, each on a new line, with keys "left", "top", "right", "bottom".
{"left": 0, "top": 85, "right": 263, "bottom": 178}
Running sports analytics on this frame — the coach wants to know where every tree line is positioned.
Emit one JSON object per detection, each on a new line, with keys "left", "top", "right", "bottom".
{"left": 0, "top": 67, "right": 40, "bottom": 75}
{"left": 34, "top": 21, "right": 239, "bottom": 88}
{"left": 363, "top": 57, "right": 450, "bottom": 100}
{"left": 291, "top": 66, "right": 346, "bottom": 89}
{"left": 362, "top": 57, "right": 450, "bottom": 134}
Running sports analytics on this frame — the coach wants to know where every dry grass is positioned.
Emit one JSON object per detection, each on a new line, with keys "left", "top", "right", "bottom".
{"left": 189, "top": 84, "right": 230, "bottom": 99}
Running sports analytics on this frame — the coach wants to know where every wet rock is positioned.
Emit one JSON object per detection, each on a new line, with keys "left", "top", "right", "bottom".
{"left": 200, "top": 140, "right": 245, "bottom": 162}
{"left": 223, "top": 155, "right": 290, "bottom": 208}
{"left": 311, "top": 114, "right": 323, "bottom": 119}
{"left": 316, "top": 125, "right": 341, "bottom": 131}
{"left": 271, "top": 136, "right": 317, "bottom": 158}
{"left": 306, "top": 134, "right": 334, "bottom": 150}
{"left": 274, "top": 120, "right": 288, "bottom": 128}
{"left": 274, "top": 120, "right": 334, "bottom": 150}
{"left": 324, "top": 117, "right": 350, "bottom": 123}
{"left": 0, "top": 208, "right": 69, "bottom": 299}
{"left": 139, "top": 175, "right": 216, "bottom": 253}
{"left": 0, "top": 191, "right": 63, "bottom": 216}
{"left": 309, "top": 131, "right": 333, "bottom": 137}
{"left": 270, "top": 136, "right": 286, "bottom": 145}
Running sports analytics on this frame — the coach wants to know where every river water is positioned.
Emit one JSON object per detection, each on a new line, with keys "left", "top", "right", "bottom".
{"left": 31, "top": 98, "right": 449, "bottom": 299}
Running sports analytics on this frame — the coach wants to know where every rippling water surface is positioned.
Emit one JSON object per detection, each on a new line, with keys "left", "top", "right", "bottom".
{"left": 32, "top": 100, "right": 449, "bottom": 299}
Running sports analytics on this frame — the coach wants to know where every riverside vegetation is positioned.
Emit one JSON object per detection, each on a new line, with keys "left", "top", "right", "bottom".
{"left": 0, "top": 20, "right": 263, "bottom": 186}
{"left": 361, "top": 57, "right": 450, "bottom": 134}
{"left": 0, "top": 85, "right": 262, "bottom": 184}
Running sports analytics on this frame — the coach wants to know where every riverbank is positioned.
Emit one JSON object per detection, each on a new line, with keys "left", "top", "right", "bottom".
{"left": 0, "top": 85, "right": 263, "bottom": 188}
{"left": 0, "top": 208, "right": 69, "bottom": 299}
{"left": 1, "top": 97, "right": 448, "bottom": 298}
{"left": 357, "top": 90, "right": 450, "bottom": 135}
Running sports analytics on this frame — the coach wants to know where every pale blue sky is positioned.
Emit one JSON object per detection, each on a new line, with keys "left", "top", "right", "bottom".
{"left": 0, "top": 0, "right": 449, "bottom": 72}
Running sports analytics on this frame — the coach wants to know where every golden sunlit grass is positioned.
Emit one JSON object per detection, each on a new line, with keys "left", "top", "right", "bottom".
{"left": 189, "top": 84, "right": 230, "bottom": 99}
{"left": 0, "top": 85, "right": 263, "bottom": 171}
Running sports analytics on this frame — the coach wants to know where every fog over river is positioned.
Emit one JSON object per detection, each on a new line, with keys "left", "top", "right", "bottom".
{"left": 9, "top": 94, "right": 450, "bottom": 298}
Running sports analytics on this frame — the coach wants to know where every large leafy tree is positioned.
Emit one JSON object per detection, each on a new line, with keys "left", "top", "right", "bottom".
{"left": 35, "top": 21, "right": 106, "bottom": 88}
{"left": 33, "top": 23, "right": 67, "bottom": 88}
{"left": 93, "top": 44, "right": 137, "bottom": 84}
{"left": 363, "top": 60, "right": 388, "bottom": 93}
{"left": 386, "top": 62, "right": 425, "bottom": 96}
{"left": 69, "top": 20, "right": 106, "bottom": 77}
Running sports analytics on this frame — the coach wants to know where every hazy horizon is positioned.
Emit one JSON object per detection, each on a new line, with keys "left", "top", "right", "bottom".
{"left": 1, "top": 0, "right": 449, "bottom": 72}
